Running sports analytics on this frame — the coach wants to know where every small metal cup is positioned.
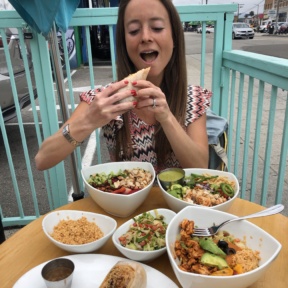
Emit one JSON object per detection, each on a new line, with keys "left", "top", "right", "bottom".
{"left": 41, "top": 258, "right": 75, "bottom": 288}
{"left": 158, "top": 168, "right": 185, "bottom": 190}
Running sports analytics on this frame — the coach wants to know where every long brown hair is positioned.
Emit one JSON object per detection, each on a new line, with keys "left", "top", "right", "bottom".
{"left": 115, "top": 0, "right": 187, "bottom": 163}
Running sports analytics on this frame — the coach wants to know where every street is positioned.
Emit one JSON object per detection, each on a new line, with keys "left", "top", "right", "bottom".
{"left": 184, "top": 31, "right": 288, "bottom": 59}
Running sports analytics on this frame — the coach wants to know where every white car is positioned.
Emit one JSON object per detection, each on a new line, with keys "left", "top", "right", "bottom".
{"left": 0, "top": 30, "right": 37, "bottom": 122}
{"left": 232, "top": 23, "right": 254, "bottom": 39}
{"left": 197, "top": 25, "right": 214, "bottom": 34}
{"left": 259, "top": 20, "right": 269, "bottom": 33}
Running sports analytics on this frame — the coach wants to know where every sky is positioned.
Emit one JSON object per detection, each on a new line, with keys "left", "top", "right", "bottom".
{"left": 172, "top": 0, "right": 265, "bottom": 16}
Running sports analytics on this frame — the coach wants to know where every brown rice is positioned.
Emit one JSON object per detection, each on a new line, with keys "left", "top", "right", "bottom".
{"left": 51, "top": 216, "right": 104, "bottom": 245}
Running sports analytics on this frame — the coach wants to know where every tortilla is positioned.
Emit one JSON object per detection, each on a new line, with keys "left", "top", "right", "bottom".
{"left": 118, "top": 67, "right": 150, "bottom": 103}
{"left": 99, "top": 260, "right": 147, "bottom": 288}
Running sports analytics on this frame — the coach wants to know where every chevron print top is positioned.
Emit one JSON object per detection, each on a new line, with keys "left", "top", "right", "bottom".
{"left": 80, "top": 85, "right": 212, "bottom": 173}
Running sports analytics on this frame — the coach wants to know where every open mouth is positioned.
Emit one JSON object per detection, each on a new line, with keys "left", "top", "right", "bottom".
{"left": 140, "top": 51, "right": 158, "bottom": 62}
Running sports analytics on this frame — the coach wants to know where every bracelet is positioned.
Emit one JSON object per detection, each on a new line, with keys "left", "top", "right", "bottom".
{"left": 62, "top": 124, "right": 83, "bottom": 147}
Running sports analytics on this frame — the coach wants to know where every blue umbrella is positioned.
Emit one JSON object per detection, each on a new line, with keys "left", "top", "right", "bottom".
{"left": 8, "top": 0, "right": 83, "bottom": 199}
{"left": 8, "top": 0, "right": 80, "bottom": 37}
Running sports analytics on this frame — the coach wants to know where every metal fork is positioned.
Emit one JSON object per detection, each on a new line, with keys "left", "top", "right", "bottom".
{"left": 192, "top": 204, "right": 284, "bottom": 237}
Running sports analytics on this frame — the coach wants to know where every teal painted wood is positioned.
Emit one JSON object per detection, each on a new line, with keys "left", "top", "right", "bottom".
{"left": 219, "top": 10, "right": 235, "bottom": 118}
{"left": 234, "top": 73, "right": 245, "bottom": 182}
{"left": 222, "top": 50, "right": 287, "bottom": 204}
{"left": 61, "top": 31, "right": 85, "bottom": 192}
{"left": 70, "top": 8, "right": 119, "bottom": 26}
{"left": 108, "top": 24, "right": 117, "bottom": 81}
{"left": 260, "top": 86, "right": 278, "bottom": 206}
{"left": 0, "top": 29, "right": 26, "bottom": 218}
{"left": 222, "top": 51, "right": 288, "bottom": 90}
{"left": 200, "top": 22, "right": 207, "bottom": 88}
{"left": 276, "top": 98, "right": 288, "bottom": 203}
{"left": 83, "top": 25, "right": 102, "bottom": 164}
{"left": 241, "top": 76, "right": 254, "bottom": 199}
{"left": 1, "top": 216, "right": 37, "bottom": 227}
{"left": 61, "top": 31, "right": 76, "bottom": 110}
{"left": 17, "top": 29, "right": 41, "bottom": 217}
{"left": 227, "top": 69, "right": 236, "bottom": 171}
{"left": 85, "top": 26, "right": 95, "bottom": 88}
{"left": 0, "top": 10, "right": 26, "bottom": 26}
{"left": 0, "top": 113, "right": 25, "bottom": 217}
{"left": 27, "top": 35, "right": 57, "bottom": 210}
{"left": 222, "top": 66, "right": 287, "bottom": 205}
{"left": 30, "top": 33, "right": 68, "bottom": 208}
{"left": 250, "top": 81, "right": 265, "bottom": 202}
{"left": 223, "top": 12, "right": 234, "bottom": 51}
{"left": 176, "top": 4, "right": 237, "bottom": 14}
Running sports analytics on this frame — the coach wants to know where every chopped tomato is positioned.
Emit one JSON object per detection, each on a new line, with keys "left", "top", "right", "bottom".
{"left": 118, "top": 236, "right": 127, "bottom": 245}
{"left": 112, "top": 187, "right": 126, "bottom": 194}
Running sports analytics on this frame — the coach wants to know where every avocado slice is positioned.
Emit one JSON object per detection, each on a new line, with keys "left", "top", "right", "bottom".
{"left": 200, "top": 252, "right": 228, "bottom": 270}
{"left": 199, "top": 238, "right": 226, "bottom": 257}
{"left": 126, "top": 243, "right": 137, "bottom": 250}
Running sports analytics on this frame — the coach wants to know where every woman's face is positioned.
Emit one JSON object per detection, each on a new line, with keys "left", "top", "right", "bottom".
{"left": 124, "top": 0, "right": 174, "bottom": 85}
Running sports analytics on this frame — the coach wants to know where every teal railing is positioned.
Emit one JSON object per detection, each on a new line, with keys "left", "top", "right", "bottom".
{"left": 0, "top": 4, "right": 287, "bottom": 227}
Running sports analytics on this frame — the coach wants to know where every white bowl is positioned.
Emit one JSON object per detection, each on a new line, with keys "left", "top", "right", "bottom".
{"left": 112, "top": 208, "right": 176, "bottom": 262}
{"left": 166, "top": 206, "right": 282, "bottom": 288}
{"left": 81, "top": 162, "right": 155, "bottom": 217}
{"left": 157, "top": 168, "right": 240, "bottom": 212}
{"left": 42, "top": 210, "right": 117, "bottom": 253}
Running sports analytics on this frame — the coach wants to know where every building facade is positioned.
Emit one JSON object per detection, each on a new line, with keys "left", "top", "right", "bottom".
{"left": 263, "top": 0, "right": 288, "bottom": 21}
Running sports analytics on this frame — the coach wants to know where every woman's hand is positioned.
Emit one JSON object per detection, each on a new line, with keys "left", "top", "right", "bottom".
{"left": 130, "top": 80, "right": 209, "bottom": 168}
{"left": 84, "top": 80, "right": 138, "bottom": 128}
{"left": 35, "top": 80, "right": 137, "bottom": 171}
{"left": 130, "top": 80, "right": 173, "bottom": 123}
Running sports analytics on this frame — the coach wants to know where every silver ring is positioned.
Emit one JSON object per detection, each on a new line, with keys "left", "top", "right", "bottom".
{"left": 152, "top": 98, "right": 156, "bottom": 109}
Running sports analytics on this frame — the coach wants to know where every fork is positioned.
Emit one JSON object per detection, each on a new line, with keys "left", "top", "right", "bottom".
{"left": 192, "top": 204, "right": 284, "bottom": 237}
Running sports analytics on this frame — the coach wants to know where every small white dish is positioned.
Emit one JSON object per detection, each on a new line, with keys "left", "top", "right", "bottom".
{"left": 112, "top": 208, "right": 176, "bottom": 262}
{"left": 42, "top": 210, "right": 117, "bottom": 253}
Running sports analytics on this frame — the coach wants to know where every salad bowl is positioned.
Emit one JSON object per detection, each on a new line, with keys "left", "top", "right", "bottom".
{"left": 166, "top": 206, "right": 282, "bottom": 288}
{"left": 81, "top": 162, "right": 155, "bottom": 217}
{"left": 157, "top": 168, "right": 239, "bottom": 212}
{"left": 112, "top": 208, "right": 176, "bottom": 262}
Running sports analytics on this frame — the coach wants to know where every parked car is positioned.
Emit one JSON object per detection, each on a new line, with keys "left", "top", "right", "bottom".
{"left": 274, "top": 22, "right": 288, "bottom": 34}
{"left": 197, "top": 25, "right": 214, "bottom": 34}
{"left": 232, "top": 23, "right": 254, "bottom": 39}
{"left": 259, "top": 21, "right": 269, "bottom": 33}
{"left": 0, "top": 29, "right": 37, "bottom": 122}
{"left": 182, "top": 22, "right": 198, "bottom": 32}
{"left": 259, "top": 20, "right": 277, "bottom": 33}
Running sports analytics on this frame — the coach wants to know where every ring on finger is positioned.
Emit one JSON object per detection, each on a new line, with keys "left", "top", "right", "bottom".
{"left": 152, "top": 98, "right": 156, "bottom": 109}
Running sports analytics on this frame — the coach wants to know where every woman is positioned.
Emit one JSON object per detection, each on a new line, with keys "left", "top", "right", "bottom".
{"left": 35, "top": 0, "right": 211, "bottom": 173}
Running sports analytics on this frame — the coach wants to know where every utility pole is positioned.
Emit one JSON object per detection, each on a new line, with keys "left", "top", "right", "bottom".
{"left": 256, "top": 4, "right": 259, "bottom": 26}
{"left": 237, "top": 3, "right": 244, "bottom": 22}
{"left": 275, "top": 0, "right": 282, "bottom": 31}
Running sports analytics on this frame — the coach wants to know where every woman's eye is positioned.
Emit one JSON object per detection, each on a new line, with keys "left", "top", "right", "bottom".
{"left": 153, "top": 27, "right": 164, "bottom": 32}
{"left": 129, "top": 29, "right": 139, "bottom": 36}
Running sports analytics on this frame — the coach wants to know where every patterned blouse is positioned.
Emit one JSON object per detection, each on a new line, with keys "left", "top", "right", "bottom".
{"left": 80, "top": 85, "right": 212, "bottom": 173}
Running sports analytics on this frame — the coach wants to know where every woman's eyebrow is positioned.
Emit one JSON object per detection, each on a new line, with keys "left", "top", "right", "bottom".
{"left": 126, "top": 17, "right": 165, "bottom": 26}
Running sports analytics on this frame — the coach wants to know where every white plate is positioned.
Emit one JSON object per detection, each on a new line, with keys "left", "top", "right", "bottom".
{"left": 13, "top": 254, "right": 179, "bottom": 288}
